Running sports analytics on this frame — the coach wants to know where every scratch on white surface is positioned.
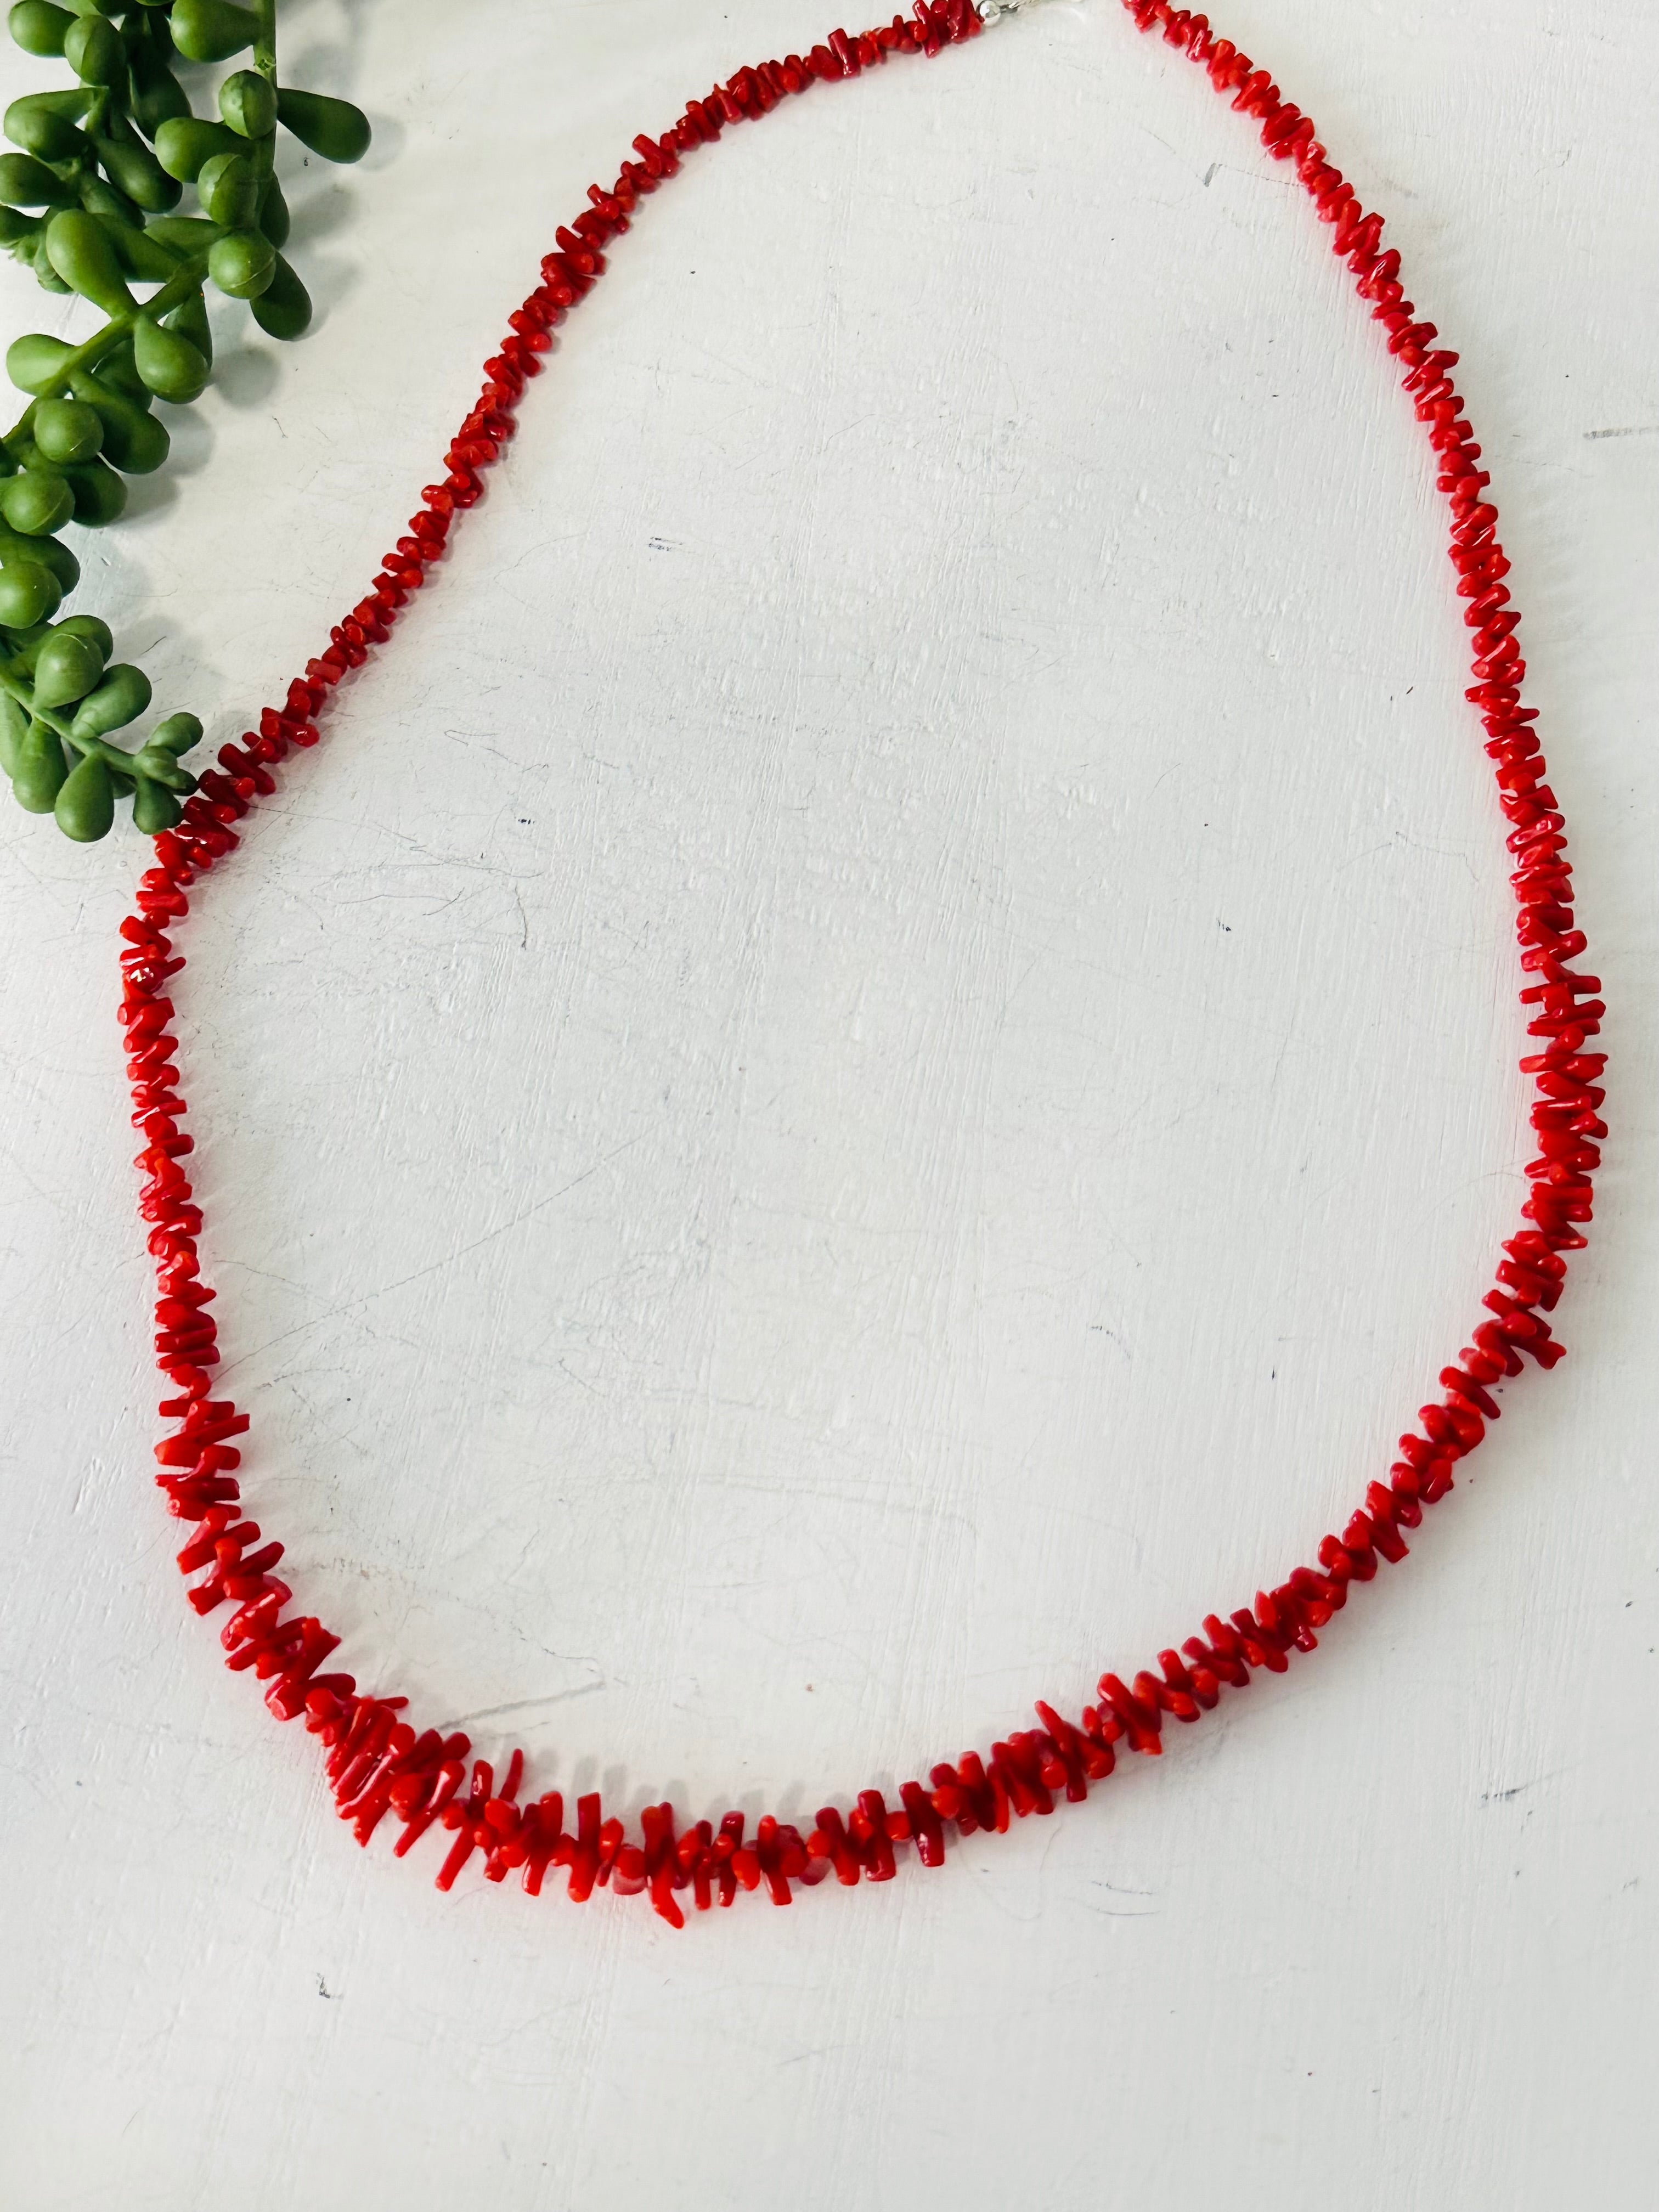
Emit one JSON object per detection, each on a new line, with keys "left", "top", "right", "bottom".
{"left": 448, "top": 1685, "right": 607, "bottom": 1728}
{"left": 216, "top": 1136, "right": 646, "bottom": 1376}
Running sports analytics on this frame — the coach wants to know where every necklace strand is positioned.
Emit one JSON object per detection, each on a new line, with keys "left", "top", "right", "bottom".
{"left": 117, "top": 0, "right": 1604, "bottom": 1926}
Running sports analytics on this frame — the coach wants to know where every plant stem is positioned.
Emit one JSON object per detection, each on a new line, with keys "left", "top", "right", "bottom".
{"left": 0, "top": 663, "right": 186, "bottom": 785}
{"left": 1, "top": 256, "right": 211, "bottom": 454}
{"left": 252, "top": 0, "right": 279, "bottom": 200}
{"left": 253, "top": 0, "right": 278, "bottom": 83}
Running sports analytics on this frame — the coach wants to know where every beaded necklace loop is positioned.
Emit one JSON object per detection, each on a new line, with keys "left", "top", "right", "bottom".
{"left": 119, "top": 0, "right": 1601, "bottom": 1927}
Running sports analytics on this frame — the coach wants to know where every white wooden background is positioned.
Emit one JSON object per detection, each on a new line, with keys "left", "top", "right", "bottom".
{"left": 2, "top": 2, "right": 1655, "bottom": 2204}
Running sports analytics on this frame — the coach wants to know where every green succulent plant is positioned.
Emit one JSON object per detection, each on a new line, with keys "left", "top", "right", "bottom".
{"left": 1, "top": 0, "right": 371, "bottom": 839}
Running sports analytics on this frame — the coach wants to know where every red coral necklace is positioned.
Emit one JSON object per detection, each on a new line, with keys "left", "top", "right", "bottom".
{"left": 118, "top": 0, "right": 1604, "bottom": 1928}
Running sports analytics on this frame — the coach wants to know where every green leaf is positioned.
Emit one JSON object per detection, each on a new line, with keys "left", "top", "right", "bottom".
{"left": 219, "top": 68, "right": 276, "bottom": 141}
{"left": 94, "top": 129, "right": 183, "bottom": 213}
{"left": 208, "top": 224, "right": 273, "bottom": 298}
{"left": 249, "top": 250, "right": 309, "bottom": 340}
{"left": 167, "top": 0, "right": 257, "bottom": 65}
{"left": 4, "top": 92, "right": 90, "bottom": 163}
{"left": 0, "top": 151, "right": 80, "bottom": 211}
{"left": 44, "top": 206, "right": 136, "bottom": 313}
{"left": 69, "top": 661, "right": 150, "bottom": 739}
{"left": 62, "top": 454, "right": 127, "bottom": 525}
{"left": 0, "top": 557, "right": 62, "bottom": 629}
{"left": 143, "top": 212, "right": 222, "bottom": 253}
{"left": 276, "top": 87, "right": 371, "bottom": 165}
{"left": 54, "top": 612, "right": 112, "bottom": 658}
{"left": 0, "top": 690, "right": 28, "bottom": 778}
{"left": 153, "top": 115, "right": 240, "bottom": 183}
{"left": 0, "top": 467, "right": 75, "bottom": 536}
{"left": 257, "top": 168, "right": 288, "bottom": 248}
{"left": 132, "top": 312, "right": 208, "bottom": 403}
{"left": 31, "top": 394, "right": 103, "bottom": 464}
{"left": 27, "top": 227, "right": 72, "bottom": 292}
{"left": 161, "top": 286, "right": 212, "bottom": 370}
{"left": 32, "top": 622, "right": 109, "bottom": 708}
{"left": 146, "top": 710, "right": 202, "bottom": 755}
{"left": 9, "top": 715, "right": 68, "bottom": 812}
{"left": 77, "top": 172, "right": 146, "bottom": 230}
{"left": 95, "top": 206, "right": 184, "bottom": 283}
{"left": 128, "top": 38, "right": 191, "bottom": 140}
{"left": 63, "top": 13, "right": 123, "bottom": 86}
{"left": 7, "top": 2, "right": 74, "bottom": 59}
{"left": 69, "top": 368, "right": 170, "bottom": 472}
{"left": 0, "top": 524, "right": 78, "bottom": 593}
{"left": 54, "top": 749, "right": 115, "bottom": 839}
{"left": 90, "top": 342, "right": 153, "bottom": 404}
{"left": 196, "top": 149, "right": 257, "bottom": 228}
{"left": 132, "top": 775, "right": 183, "bottom": 832}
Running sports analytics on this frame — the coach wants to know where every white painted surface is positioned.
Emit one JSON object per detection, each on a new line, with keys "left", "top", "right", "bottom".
{"left": 1, "top": 2, "right": 1655, "bottom": 2204}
